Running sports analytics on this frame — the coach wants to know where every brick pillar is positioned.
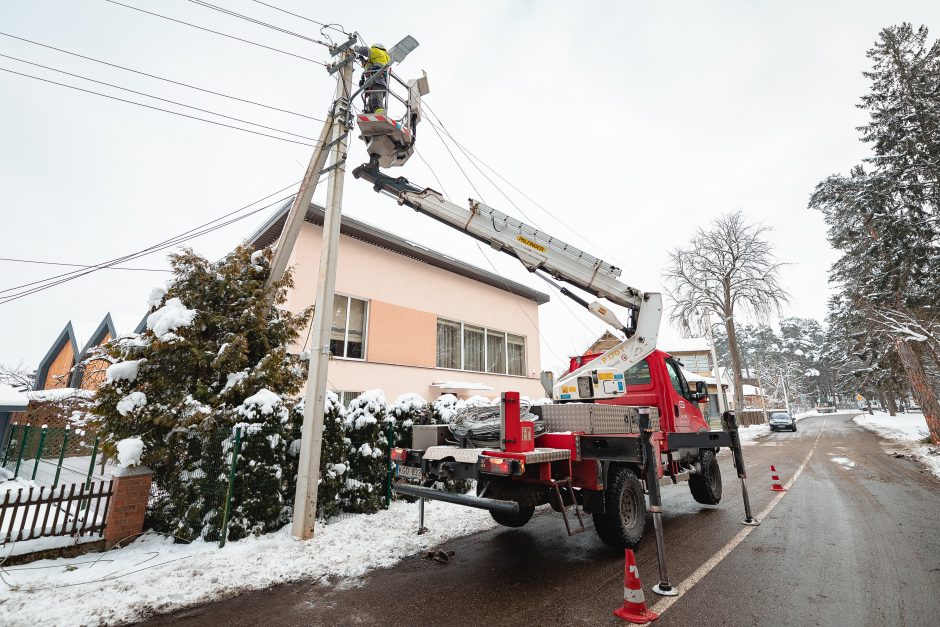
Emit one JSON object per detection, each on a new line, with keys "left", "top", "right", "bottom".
{"left": 104, "top": 465, "right": 153, "bottom": 549}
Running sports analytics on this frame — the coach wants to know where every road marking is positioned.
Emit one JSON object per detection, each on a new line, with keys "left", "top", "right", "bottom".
{"left": 647, "top": 418, "right": 827, "bottom": 618}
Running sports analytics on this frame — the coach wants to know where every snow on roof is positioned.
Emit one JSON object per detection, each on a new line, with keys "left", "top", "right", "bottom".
{"left": 430, "top": 381, "right": 495, "bottom": 391}
{"left": 665, "top": 337, "right": 710, "bottom": 353}
{"left": 69, "top": 319, "right": 99, "bottom": 355}
{"left": 27, "top": 388, "right": 94, "bottom": 402}
{"left": 109, "top": 311, "right": 147, "bottom": 336}
{"left": 742, "top": 384, "right": 762, "bottom": 396}
{"left": 0, "top": 383, "right": 29, "bottom": 409}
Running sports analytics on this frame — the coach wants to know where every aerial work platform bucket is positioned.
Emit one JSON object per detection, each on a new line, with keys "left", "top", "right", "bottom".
{"left": 356, "top": 113, "right": 414, "bottom": 168}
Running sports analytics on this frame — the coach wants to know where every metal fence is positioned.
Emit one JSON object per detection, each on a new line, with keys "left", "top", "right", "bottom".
{"left": 1, "top": 424, "right": 105, "bottom": 488}
{"left": 0, "top": 479, "right": 112, "bottom": 545}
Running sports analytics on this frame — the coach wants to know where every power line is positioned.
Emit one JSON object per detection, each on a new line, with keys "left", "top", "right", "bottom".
{"left": 421, "top": 99, "right": 658, "bottom": 286}
{"left": 0, "top": 179, "right": 310, "bottom": 303}
{"left": 0, "top": 66, "right": 317, "bottom": 147}
{"left": 102, "top": 0, "right": 326, "bottom": 66}
{"left": 249, "top": 0, "right": 348, "bottom": 34}
{"left": 0, "top": 257, "right": 169, "bottom": 272}
{"left": 186, "top": 0, "right": 330, "bottom": 46}
{"left": 0, "top": 53, "right": 318, "bottom": 142}
{"left": 0, "top": 32, "right": 324, "bottom": 121}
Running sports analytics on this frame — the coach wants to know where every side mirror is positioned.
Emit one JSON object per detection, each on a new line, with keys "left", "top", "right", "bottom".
{"left": 694, "top": 380, "right": 709, "bottom": 403}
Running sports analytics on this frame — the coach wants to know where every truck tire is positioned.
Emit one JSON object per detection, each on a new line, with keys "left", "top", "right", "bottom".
{"left": 592, "top": 466, "right": 646, "bottom": 548}
{"left": 689, "top": 449, "right": 722, "bottom": 505}
{"left": 490, "top": 505, "right": 535, "bottom": 528}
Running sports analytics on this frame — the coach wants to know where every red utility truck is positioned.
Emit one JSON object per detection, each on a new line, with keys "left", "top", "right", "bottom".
{"left": 349, "top": 68, "right": 757, "bottom": 593}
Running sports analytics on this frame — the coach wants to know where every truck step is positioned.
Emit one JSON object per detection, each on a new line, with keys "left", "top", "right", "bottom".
{"left": 550, "top": 478, "right": 585, "bottom": 536}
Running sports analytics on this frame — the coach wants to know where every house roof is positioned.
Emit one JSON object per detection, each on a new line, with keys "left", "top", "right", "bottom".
{"left": 664, "top": 337, "right": 710, "bottom": 353}
{"left": 248, "top": 200, "right": 550, "bottom": 305}
{"left": 0, "top": 383, "right": 29, "bottom": 412}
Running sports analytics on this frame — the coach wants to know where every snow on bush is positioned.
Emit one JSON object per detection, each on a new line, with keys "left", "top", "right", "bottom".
{"left": 116, "top": 437, "right": 145, "bottom": 468}
{"left": 146, "top": 285, "right": 167, "bottom": 308}
{"left": 344, "top": 390, "right": 391, "bottom": 514}
{"left": 106, "top": 359, "right": 142, "bottom": 384}
{"left": 237, "top": 389, "right": 284, "bottom": 419}
{"left": 222, "top": 370, "right": 248, "bottom": 392}
{"left": 116, "top": 391, "right": 147, "bottom": 416}
{"left": 147, "top": 297, "right": 197, "bottom": 340}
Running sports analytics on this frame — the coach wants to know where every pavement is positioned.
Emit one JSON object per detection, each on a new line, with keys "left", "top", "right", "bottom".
{"left": 141, "top": 413, "right": 940, "bottom": 626}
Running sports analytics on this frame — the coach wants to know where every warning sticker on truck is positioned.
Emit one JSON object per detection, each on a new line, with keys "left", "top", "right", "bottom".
{"left": 516, "top": 235, "right": 546, "bottom": 253}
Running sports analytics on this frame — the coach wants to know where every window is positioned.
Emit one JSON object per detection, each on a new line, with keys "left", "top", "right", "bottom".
{"left": 436, "top": 318, "right": 527, "bottom": 376}
{"left": 507, "top": 334, "right": 526, "bottom": 376}
{"left": 436, "top": 319, "right": 461, "bottom": 369}
{"left": 678, "top": 353, "right": 711, "bottom": 373}
{"left": 666, "top": 360, "right": 691, "bottom": 399}
{"left": 624, "top": 360, "right": 651, "bottom": 386}
{"left": 463, "top": 325, "right": 485, "bottom": 372}
{"left": 337, "top": 391, "right": 363, "bottom": 408}
{"left": 330, "top": 295, "right": 367, "bottom": 359}
{"left": 486, "top": 330, "right": 506, "bottom": 374}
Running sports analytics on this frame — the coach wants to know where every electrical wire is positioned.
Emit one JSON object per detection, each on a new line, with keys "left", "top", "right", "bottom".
{"left": 186, "top": 0, "right": 332, "bottom": 47}
{"left": 0, "top": 178, "right": 313, "bottom": 303}
{"left": 249, "top": 0, "right": 349, "bottom": 35}
{"left": 102, "top": 0, "right": 326, "bottom": 65}
{"left": 421, "top": 99, "right": 657, "bottom": 286}
{"left": 0, "top": 32, "right": 324, "bottom": 121}
{"left": 0, "top": 257, "right": 169, "bottom": 273}
{"left": 448, "top": 401, "right": 546, "bottom": 447}
{"left": 0, "top": 66, "right": 317, "bottom": 147}
{"left": 0, "top": 53, "right": 318, "bottom": 142}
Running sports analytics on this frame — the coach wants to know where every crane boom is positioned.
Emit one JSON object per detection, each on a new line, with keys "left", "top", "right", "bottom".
{"left": 352, "top": 164, "right": 663, "bottom": 402}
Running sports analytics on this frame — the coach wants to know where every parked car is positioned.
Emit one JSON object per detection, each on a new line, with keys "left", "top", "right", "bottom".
{"left": 769, "top": 411, "right": 797, "bottom": 432}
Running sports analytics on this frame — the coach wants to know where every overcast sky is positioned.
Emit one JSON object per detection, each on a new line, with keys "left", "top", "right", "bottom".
{"left": 2, "top": 0, "right": 939, "bottom": 374}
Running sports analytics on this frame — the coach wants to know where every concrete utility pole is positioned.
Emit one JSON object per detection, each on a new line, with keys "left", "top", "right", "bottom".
{"left": 289, "top": 46, "right": 355, "bottom": 540}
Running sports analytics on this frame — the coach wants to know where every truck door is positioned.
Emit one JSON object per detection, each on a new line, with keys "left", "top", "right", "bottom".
{"left": 664, "top": 358, "right": 695, "bottom": 431}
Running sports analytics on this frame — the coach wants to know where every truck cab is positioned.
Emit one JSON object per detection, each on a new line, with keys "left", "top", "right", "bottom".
{"left": 571, "top": 349, "right": 711, "bottom": 434}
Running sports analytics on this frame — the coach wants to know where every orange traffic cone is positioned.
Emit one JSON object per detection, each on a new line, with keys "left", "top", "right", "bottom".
{"left": 614, "top": 549, "right": 659, "bottom": 623}
{"left": 770, "top": 465, "right": 786, "bottom": 492}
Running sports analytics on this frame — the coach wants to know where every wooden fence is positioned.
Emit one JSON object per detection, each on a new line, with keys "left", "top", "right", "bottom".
{"left": 0, "top": 480, "right": 112, "bottom": 545}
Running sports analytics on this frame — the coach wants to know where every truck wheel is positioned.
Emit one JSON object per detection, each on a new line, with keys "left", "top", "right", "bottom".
{"left": 490, "top": 505, "right": 535, "bottom": 528}
{"left": 689, "top": 449, "right": 722, "bottom": 505}
{"left": 592, "top": 466, "right": 646, "bottom": 548}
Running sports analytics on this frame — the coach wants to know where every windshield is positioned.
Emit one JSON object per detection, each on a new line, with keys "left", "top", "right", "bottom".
{"left": 770, "top": 413, "right": 791, "bottom": 420}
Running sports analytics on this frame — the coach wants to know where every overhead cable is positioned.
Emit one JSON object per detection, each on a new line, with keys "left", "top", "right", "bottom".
{"left": 0, "top": 66, "right": 318, "bottom": 147}
{"left": 0, "top": 53, "right": 317, "bottom": 142}
{"left": 0, "top": 32, "right": 324, "bottom": 121}
{"left": 102, "top": 0, "right": 326, "bottom": 65}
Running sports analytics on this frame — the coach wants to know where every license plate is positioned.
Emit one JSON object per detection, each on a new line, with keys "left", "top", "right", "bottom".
{"left": 398, "top": 465, "right": 423, "bottom": 481}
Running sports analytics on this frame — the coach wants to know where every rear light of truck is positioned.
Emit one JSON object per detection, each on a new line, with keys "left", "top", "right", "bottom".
{"left": 479, "top": 457, "right": 524, "bottom": 476}
{"left": 391, "top": 448, "right": 408, "bottom": 462}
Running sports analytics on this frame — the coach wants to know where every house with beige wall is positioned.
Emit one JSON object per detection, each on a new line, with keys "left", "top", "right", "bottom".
{"left": 249, "top": 202, "right": 549, "bottom": 403}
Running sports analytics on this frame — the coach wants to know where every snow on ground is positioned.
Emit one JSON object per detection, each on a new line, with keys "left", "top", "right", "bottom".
{"left": 736, "top": 423, "right": 770, "bottom": 443}
{"left": 0, "top": 499, "right": 499, "bottom": 626}
{"left": 854, "top": 411, "right": 940, "bottom": 479}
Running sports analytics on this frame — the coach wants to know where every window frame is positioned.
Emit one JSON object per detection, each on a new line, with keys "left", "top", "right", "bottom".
{"left": 330, "top": 294, "right": 369, "bottom": 361}
{"left": 436, "top": 317, "right": 527, "bottom": 377}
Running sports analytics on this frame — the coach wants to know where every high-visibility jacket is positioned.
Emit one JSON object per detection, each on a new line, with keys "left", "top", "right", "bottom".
{"left": 367, "top": 45, "right": 390, "bottom": 66}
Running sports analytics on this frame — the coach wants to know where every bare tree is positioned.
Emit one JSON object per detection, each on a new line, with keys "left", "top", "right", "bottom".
{"left": 665, "top": 212, "right": 789, "bottom": 411}
{"left": 0, "top": 361, "right": 35, "bottom": 390}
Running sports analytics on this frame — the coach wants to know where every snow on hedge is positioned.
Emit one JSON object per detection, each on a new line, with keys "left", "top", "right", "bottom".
{"left": 238, "top": 389, "right": 283, "bottom": 417}
{"left": 116, "top": 437, "right": 145, "bottom": 468}
{"left": 116, "top": 391, "right": 147, "bottom": 416}
{"left": 105, "top": 360, "right": 142, "bottom": 384}
{"left": 146, "top": 297, "right": 196, "bottom": 340}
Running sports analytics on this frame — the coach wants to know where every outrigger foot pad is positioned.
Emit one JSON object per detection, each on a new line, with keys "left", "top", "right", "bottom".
{"left": 653, "top": 583, "right": 679, "bottom": 597}
{"left": 741, "top": 518, "right": 761, "bottom": 526}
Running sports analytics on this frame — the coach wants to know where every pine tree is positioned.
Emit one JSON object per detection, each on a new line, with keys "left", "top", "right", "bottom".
{"left": 91, "top": 245, "right": 311, "bottom": 538}
{"left": 810, "top": 24, "right": 940, "bottom": 443}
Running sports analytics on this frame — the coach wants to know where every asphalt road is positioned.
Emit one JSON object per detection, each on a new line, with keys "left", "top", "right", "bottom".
{"left": 142, "top": 413, "right": 940, "bottom": 626}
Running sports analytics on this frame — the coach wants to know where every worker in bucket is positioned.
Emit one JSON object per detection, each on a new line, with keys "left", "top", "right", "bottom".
{"left": 355, "top": 43, "right": 390, "bottom": 114}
